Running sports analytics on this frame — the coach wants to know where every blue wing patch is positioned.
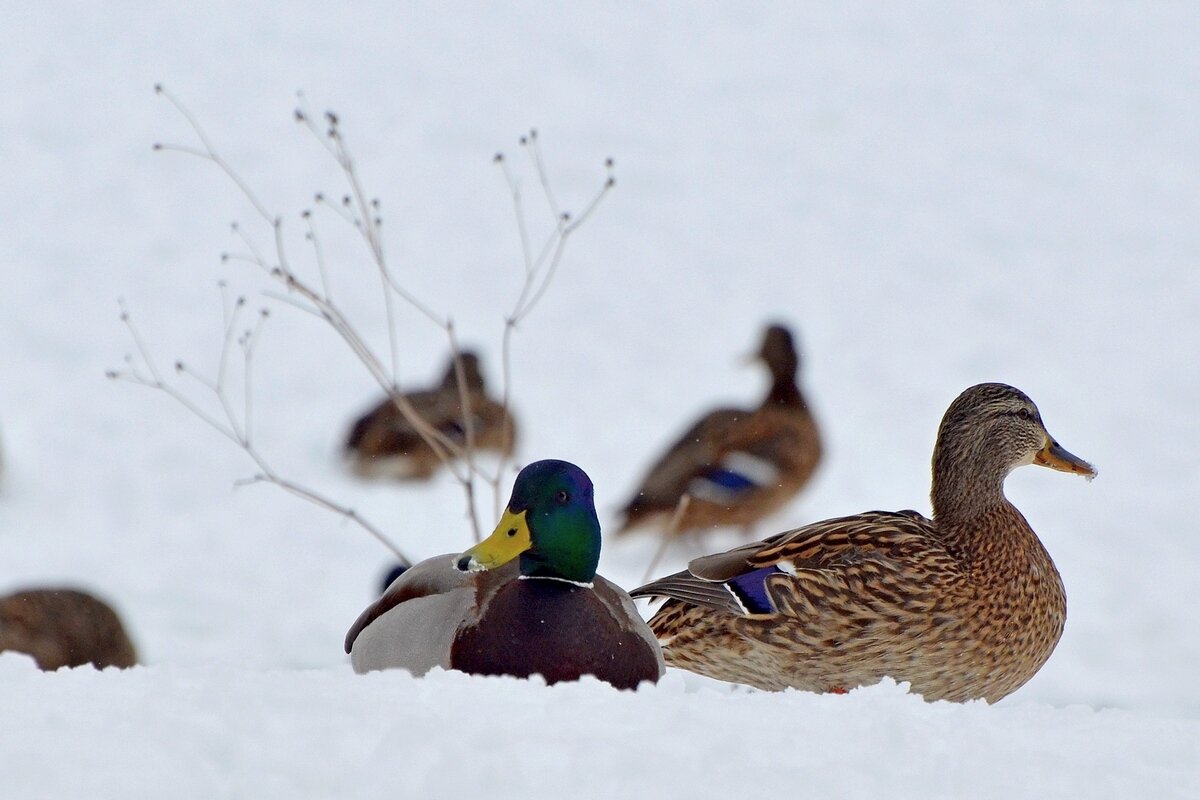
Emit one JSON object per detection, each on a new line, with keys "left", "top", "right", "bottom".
{"left": 703, "top": 467, "right": 759, "bottom": 492}
{"left": 725, "top": 565, "right": 785, "bottom": 614}
{"left": 687, "top": 452, "right": 781, "bottom": 504}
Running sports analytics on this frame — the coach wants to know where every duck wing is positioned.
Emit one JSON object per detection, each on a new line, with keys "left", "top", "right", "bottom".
{"left": 344, "top": 555, "right": 472, "bottom": 654}
{"left": 591, "top": 575, "right": 667, "bottom": 676}
{"left": 632, "top": 510, "right": 959, "bottom": 616}
{"left": 621, "top": 408, "right": 761, "bottom": 516}
{"left": 346, "top": 558, "right": 522, "bottom": 675}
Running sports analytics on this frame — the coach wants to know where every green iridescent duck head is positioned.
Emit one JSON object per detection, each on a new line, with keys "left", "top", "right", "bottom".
{"left": 456, "top": 460, "right": 601, "bottom": 585}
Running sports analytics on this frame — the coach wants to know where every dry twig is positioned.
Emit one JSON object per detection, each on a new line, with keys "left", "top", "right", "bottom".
{"left": 109, "top": 291, "right": 413, "bottom": 566}
{"left": 118, "top": 86, "right": 614, "bottom": 556}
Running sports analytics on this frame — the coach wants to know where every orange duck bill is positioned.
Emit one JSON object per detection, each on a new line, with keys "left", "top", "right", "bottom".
{"left": 1033, "top": 438, "right": 1096, "bottom": 479}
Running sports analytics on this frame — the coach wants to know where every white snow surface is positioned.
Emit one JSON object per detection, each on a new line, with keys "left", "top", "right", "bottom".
{"left": 2, "top": 3, "right": 1199, "bottom": 797}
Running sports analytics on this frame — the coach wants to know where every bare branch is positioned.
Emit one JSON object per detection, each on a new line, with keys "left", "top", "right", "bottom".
{"left": 313, "top": 193, "right": 358, "bottom": 226}
{"left": 240, "top": 308, "right": 270, "bottom": 449}
{"left": 154, "top": 84, "right": 274, "bottom": 224}
{"left": 110, "top": 297, "right": 414, "bottom": 567}
{"left": 496, "top": 154, "right": 535, "bottom": 279}
{"left": 524, "top": 129, "right": 562, "bottom": 227}
{"left": 488, "top": 143, "right": 616, "bottom": 502}
{"left": 296, "top": 100, "right": 446, "bottom": 331}
{"left": 147, "top": 87, "right": 616, "bottom": 554}
{"left": 234, "top": 473, "right": 403, "bottom": 560}
{"left": 113, "top": 299, "right": 240, "bottom": 446}
{"left": 301, "top": 211, "right": 333, "bottom": 305}
{"left": 157, "top": 89, "right": 474, "bottom": 473}
{"left": 443, "top": 322, "right": 484, "bottom": 539}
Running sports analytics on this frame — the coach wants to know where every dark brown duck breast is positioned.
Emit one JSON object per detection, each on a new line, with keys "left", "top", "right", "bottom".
{"left": 450, "top": 577, "right": 662, "bottom": 690}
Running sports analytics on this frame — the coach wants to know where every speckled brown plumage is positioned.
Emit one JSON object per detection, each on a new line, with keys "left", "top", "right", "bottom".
{"left": 633, "top": 383, "right": 1095, "bottom": 702}
{"left": 345, "top": 351, "right": 516, "bottom": 480}
{"left": 617, "top": 324, "right": 821, "bottom": 537}
{"left": 0, "top": 588, "right": 138, "bottom": 670}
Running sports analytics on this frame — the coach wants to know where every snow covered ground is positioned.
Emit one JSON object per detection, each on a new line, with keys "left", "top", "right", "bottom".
{"left": 2, "top": 3, "right": 1198, "bottom": 797}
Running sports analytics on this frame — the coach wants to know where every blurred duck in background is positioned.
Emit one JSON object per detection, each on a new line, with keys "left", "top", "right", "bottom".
{"left": 0, "top": 587, "right": 138, "bottom": 670}
{"left": 345, "top": 350, "right": 517, "bottom": 480}
{"left": 617, "top": 323, "right": 821, "bottom": 540}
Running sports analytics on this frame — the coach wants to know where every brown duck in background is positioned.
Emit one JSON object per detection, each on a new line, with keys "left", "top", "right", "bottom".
{"left": 345, "top": 351, "right": 516, "bottom": 480}
{"left": 617, "top": 323, "right": 821, "bottom": 538}
{"left": 632, "top": 383, "right": 1095, "bottom": 703}
{"left": 0, "top": 587, "right": 138, "bottom": 670}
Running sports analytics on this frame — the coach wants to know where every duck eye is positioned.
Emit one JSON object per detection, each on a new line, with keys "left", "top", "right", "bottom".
{"left": 555, "top": 490, "right": 569, "bottom": 504}
{"left": 1017, "top": 408, "right": 1033, "bottom": 421}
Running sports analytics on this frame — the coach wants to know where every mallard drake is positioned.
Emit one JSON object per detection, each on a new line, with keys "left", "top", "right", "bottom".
{"left": 632, "top": 383, "right": 1095, "bottom": 702}
{"left": 0, "top": 588, "right": 138, "bottom": 670}
{"left": 617, "top": 323, "right": 821, "bottom": 537}
{"left": 346, "top": 459, "right": 664, "bottom": 689}
{"left": 344, "top": 351, "right": 516, "bottom": 480}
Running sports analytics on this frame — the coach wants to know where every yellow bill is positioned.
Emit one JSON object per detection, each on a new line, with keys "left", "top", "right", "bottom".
{"left": 455, "top": 509, "right": 532, "bottom": 572}
{"left": 1033, "top": 438, "right": 1096, "bottom": 480}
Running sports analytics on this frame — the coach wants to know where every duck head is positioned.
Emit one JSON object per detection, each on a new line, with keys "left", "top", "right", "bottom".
{"left": 439, "top": 351, "right": 486, "bottom": 392}
{"left": 755, "top": 324, "right": 799, "bottom": 382}
{"left": 931, "top": 383, "right": 1095, "bottom": 519}
{"left": 456, "top": 460, "right": 601, "bottom": 585}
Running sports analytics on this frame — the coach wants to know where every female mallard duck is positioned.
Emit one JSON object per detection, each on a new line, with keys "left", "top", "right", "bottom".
{"left": 346, "top": 460, "right": 664, "bottom": 689}
{"left": 0, "top": 588, "right": 138, "bottom": 670}
{"left": 632, "top": 383, "right": 1095, "bottom": 702}
{"left": 617, "top": 323, "right": 822, "bottom": 537}
{"left": 344, "top": 351, "right": 516, "bottom": 480}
